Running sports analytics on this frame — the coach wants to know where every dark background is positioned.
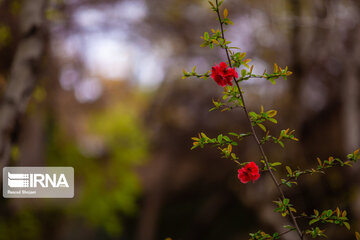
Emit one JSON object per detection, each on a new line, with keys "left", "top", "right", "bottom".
{"left": 0, "top": 0, "right": 359, "bottom": 239}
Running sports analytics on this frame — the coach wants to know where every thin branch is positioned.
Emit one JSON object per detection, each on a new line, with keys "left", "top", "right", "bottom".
{"left": 214, "top": 1, "right": 304, "bottom": 239}
{"left": 279, "top": 161, "right": 352, "bottom": 187}
{"left": 278, "top": 228, "right": 296, "bottom": 237}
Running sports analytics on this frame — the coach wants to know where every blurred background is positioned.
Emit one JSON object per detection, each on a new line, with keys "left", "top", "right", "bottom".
{"left": 0, "top": 0, "right": 359, "bottom": 239}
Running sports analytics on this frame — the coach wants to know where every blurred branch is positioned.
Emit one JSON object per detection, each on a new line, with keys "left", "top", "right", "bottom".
{"left": 0, "top": 0, "right": 46, "bottom": 169}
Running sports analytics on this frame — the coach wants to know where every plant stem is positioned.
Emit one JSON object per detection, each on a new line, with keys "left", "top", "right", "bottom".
{"left": 214, "top": 1, "right": 303, "bottom": 239}
{"left": 278, "top": 228, "right": 296, "bottom": 237}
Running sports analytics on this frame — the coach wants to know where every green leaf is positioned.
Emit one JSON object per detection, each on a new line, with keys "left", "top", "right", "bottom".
{"left": 191, "top": 142, "right": 200, "bottom": 150}
{"left": 286, "top": 166, "right": 292, "bottom": 175}
{"left": 229, "top": 132, "right": 239, "bottom": 137}
{"left": 342, "top": 210, "right": 347, "bottom": 217}
{"left": 204, "top": 32, "right": 209, "bottom": 40}
{"left": 314, "top": 209, "right": 319, "bottom": 216}
{"left": 227, "top": 144, "right": 232, "bottom": 153}
{"left": 257, "top": 123, "right": 266, "bottom": 132}
{"left": 309, "top": 219, "right": 320, "bottom": 225}
{"left": 241, "top": 69, "right": 246, "bottom": 77}
{"left": 326, "top": 210, "right": 333, "bottom": 217}
{"left": 343, "top": 222, "right": 350, "bottom": 230}
{"left": 273, "top": 63, "right": 278, "bottom": 73}
{"left": 268, "top": 78, "right": 276, "bottom": 85}
{"left": 249, "top": 112, "right": 258, "bottom": 119}
{"left": 223, "top": 8, "right": 228, "bottom": 18}
{"left": 223, "top": 136, "right": 230, "bottom": 141}
{"left": 289, "top": 207, "right": 297, "bottom": 213}
{"left": 268, "top": 118, "right": 278, "bottom": 124}
{"left": 208, "top": 0, "right": 216, "bottom": 9}
{"left": 200, "top": 132, "right": 207, "bottom": 138}
{"left": 267, "top": 110, "right": 277, "bottom": 117}
{"left": 283, "top": 225, "right": 295, "bottom": 230}
{"left": 217, "top": 0, "right": 224, "bottom": 7}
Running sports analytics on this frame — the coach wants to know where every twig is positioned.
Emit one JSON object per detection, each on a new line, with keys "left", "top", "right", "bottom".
{"left": 278, "top": 228, "right": 296, "bottom": 237}
{"left": 214, "top": 1, "right": 304, "bottom": 238}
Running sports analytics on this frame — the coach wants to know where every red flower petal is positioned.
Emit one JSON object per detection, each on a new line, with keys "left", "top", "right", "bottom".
{"left": 210, "top": 62, "right": 238, "bottom": 87}
{"left": 237, "top": 162, "right": 260, "bottom": 184}
{"left": 219, "top": 62, "right": 227, "bottom": 69}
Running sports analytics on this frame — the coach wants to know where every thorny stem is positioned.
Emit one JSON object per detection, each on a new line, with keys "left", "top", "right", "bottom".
{"left": 214, "top": 1, "right": 304, "bottom": 239}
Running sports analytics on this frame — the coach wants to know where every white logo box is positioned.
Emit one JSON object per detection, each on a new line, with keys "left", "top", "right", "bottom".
{"left": 3, "top": 167, "right": 74, "bottom": 198}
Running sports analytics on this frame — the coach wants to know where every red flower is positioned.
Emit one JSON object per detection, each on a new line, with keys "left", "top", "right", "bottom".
{"left": 237, "top": 162, "right": 260, "bottom": 184}
{"left": 211, "top": 62, "right": 238, "bottom": 87}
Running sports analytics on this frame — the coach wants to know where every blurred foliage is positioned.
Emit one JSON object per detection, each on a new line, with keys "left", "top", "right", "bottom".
{"left": 45, "top": 8, "right": 63, "bottom": 22}
{"left": 0, "top": 209, "right": 41, "bottom": 240}
{"left": 0, "top": 24, "right": 11, "bottom": 49}
{"left": 45, "top": 101, "right": 148, "bottom": 236}
{"left": 10, "top": 0, "right": 21, "bottom": 16}
{"left": 0, "top": 95, "right": 148, "bottom": 239}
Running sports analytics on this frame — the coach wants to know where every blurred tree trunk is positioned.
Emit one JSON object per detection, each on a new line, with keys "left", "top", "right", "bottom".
{"left": 136, "top": 153, "right": 171, "bottom": 240}
{"left": 287, "top": 0, "right": 303, "bottom": 127}
{"left": 342, "top": 1, "right": 360, "bottom": 154}
{"left": 342, "top": 43, "right": 360, "bottom": 153}
{"left": 0, "top": 0, "right": 46, "bottom": 170}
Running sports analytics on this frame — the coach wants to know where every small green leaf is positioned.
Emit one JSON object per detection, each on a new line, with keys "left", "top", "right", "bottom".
{"left": 342, "top": 210, "right": 347, "bottom": 217}
{"left": 343, "top": 222, "right": 350, "bottom": 230}
{"left": 223, "top": 136, "right": 230, "bottom": 141}
{"left": 229, "top": 132, "right": 239, "bottom": 137}
{"left": 257, "top": 123, "right": 266, "bottom": 132}
{"left": 326, "top": 210, "right": 333, "bottom": 217}
{"left": 267, "top": 110, "right": 277, "bottom": 117}
{"left": 268, "top": 78, "right": 276, "bottom": 85}
{"left": 273, "top": 63, "right": 278, "bottom": 73}
{"left": 249, "top": 112, "right": 258, "bottom": 119}
{"left": 268, "top": 118, "right": 278, "bottom": 124}
{"left": 208, "top": 0, "right": 215, "bottom": 9}
{"left": 204, "top": 32, "right": 209, "bottom": 40}
{"left": 223, "top": 8, "right": 228, "bottom": 18}
{"left": 289, "top": 207, "right": 297, "bottom": 213}
{"left": 286, "top": 166, "right": 292, "bottom": 175}
{"left": 283, "top": 225, "right": 295, "bottom": 230}
{"left": 309, "top": 219, "right": 320, "bottom": 225}
{"left": 314, "top": 209, "right": 319, "bottom": 216}
{"left": 241, "top": 69, "right": 246, "bottom": 77}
